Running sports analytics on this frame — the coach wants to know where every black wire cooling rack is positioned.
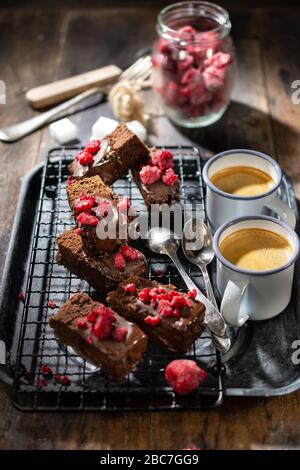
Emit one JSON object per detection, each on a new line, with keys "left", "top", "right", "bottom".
{"left": 12, "top": 145, "right": 224, "bottom": 411}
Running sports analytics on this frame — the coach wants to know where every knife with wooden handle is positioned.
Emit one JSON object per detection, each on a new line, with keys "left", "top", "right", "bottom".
{"left": 26, "top": 64, "right": 122, "bottom": 109}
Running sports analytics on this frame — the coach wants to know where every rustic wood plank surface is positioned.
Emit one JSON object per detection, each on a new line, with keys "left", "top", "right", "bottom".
{"left": 1, "top": 1, "right": 300, "bottom": 450}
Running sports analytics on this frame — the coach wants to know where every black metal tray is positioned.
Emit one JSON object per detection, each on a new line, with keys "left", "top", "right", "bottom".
{"left": 0, "top": 145, "right": 299, "bottom": 412}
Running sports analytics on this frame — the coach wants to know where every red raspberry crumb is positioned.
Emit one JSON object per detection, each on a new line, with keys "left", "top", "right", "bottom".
{"left": 77, "top": 212, "right": 99, "bottom": 226}
{"left": 76, "top": 228, "right": 82, "bottom": 235}
{"left": 138, "top": 287, "right": 152, "bottom": 304}
{"left": 37, "top": 378, "right": 47, "bottom": 389}
{"left": 162, "top": 168, "right": 177, "bottom": 186}
{"left": 74, "top": 195, "right": 96, "bottom": 213}
{"left": 181, "top": 68, "right": 198, "bottom": 85}
{"left": 151, "top": 150, "right": 174, "bottom": 170}
{"left": 188, "top": 289, "right": 197, "bottom": 299}
{"left": 157, "top": 299, "right": 174, "bottom": 317}
{"left": 114, "top": 252, "right": 126, "bottom": 270}
{"left": 95, "top": 199, "right": 112, "bottom": 218}
{"left": 85, "top": 139, "right": 101, "bottom": 155}
{"left": 61, "top": 375, "right": 71, "bottom": 386}
{"left": 67, "top": 176, "right": 76, "bottom": 185}
{"left": 119, "top": 245, "right": 139, "bottom": 261}
{"left": 18, "top": 292, "right": 25, "bottom": 303}
{"left": 86, "top": 336, "right": 93, "bottom": 345}
{"left": 122, "top": 283, "right": 137, "bottom": 295}
{"left": 144, "top": 315, "right": 161, "bottom": 326}
{"left": 165, "top": 359, "right": 207, "bottom": 395}
{"left": 139, "top": 165, "right": 162, "bottom": 185}
{"left": 118, "top": 196, "right": 130, "bottom": 213}
{"left": 48, "top": 301, "right": 57, "bottom": 309}
{"left": 54, "top": 374, "right": 70, "bottom": 386}
{"left": 92, "top": 305, "right": 116, "bottom": 340}
{"left": 75, "top": 150, "right": 94, "bottom": 166}
{"left": 40, "top": 365, "right": 53, "bottom": 377}
{"left": 112, "top": 326, "right": 128, "bottom": 342}
{"left": 76, "top": 318, "right": 87, "bottom": 328}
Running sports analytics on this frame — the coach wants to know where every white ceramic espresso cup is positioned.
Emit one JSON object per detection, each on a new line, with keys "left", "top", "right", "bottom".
{"left": 203, "top": 149, "right": 296, "bottom": 232}
{"left": 213, "top": 215, "right": 300, "bottom": 327}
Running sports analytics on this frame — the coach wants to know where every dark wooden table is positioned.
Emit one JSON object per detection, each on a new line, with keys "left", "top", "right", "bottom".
{"left": 1, "top": 0, "right": 300, "bottom": 450}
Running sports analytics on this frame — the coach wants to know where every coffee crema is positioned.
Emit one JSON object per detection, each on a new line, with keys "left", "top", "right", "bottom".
{"left": 219, "top": 228, "right": 292, "bottom": 271}
{"left": 210, "top": 165, "right": 275, "bottom": 196}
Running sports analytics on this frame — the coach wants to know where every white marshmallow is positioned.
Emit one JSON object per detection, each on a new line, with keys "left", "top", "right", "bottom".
{"left": 126, "top": 120, "right": 147, "bottom": 142}
{"left": 49, "top": 118, "right": 78, "bottom": 144}
{"left": 91, "top": 116, "right": 118, "bottom": 141}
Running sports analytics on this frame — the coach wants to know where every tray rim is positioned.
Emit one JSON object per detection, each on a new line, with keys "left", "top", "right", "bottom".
{"left": 0, "top": 148, "right": 300, "bottom": 399}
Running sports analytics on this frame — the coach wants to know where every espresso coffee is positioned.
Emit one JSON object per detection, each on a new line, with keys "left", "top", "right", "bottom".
{"left": 219, "top": 228, "right": 292, "bottom": 271}
{"left": 211, "top": 165, "right": 275, "bottom": 196}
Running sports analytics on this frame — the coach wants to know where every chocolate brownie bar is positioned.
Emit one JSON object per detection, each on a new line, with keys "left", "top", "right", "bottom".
{"left": 69, "top": 123, "right": 149, "bottom": 184}
{"left": 67, "top": 176, "right": 131, "bottom": 255}
{"left": 56, "top": 229, "right": 147, "bottom": 293}
{"left": 107, "top": 276, "right": 205, "bottom": 353}
{"left": 67, "top": 175, "right": 114, "bottom": 208}
{"left": 132, "top": 149, "right": 180, "bottom": 207}
{"left": 49, "top": 292, "right": 147, "bottom": 381}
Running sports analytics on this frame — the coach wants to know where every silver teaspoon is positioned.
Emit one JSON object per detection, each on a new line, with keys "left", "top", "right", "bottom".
{"left": 147, "top": 227, "right": 231, "bottom": 353}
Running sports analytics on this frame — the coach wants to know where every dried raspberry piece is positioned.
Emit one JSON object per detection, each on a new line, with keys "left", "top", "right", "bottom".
{"left": 85, "top": 139, "right": 101, "bottom": 155}
{"left": 40, "top": 365, "right": 53, "bottom": 378}
{"left": 165, "top": 359, "right": 207, "bottom": 395}
{"left": 18, "top": 292, "right": 25, "bottom": 303}
{"left": 114, "top": 252, "right": 126, "bottom": 270}
{"left": 48, "top": 301, "right": 57, "bottom": 309}
{"left": 73, "top": 195, "right": 96, "bottom": 213}
{"left": 122, "top": 283, "right": 137, "bottom": 295}
{"left": 151, "top": 150, "right": 174, "bottom": 170}
{"left": 144, "top": 315, "right": 161, "bottom": 326}
{"left": 119, "top": 245, "right": 139, "bottom": 261}
{"left": 75, "top": 150, "right": 94, "bottom": 166}
{"left": 76, "top": 228, "right": 82, "bottom": 235}
{"left": 117, "top": 196, "right": 130, "bottom": 214}
{"left": 204, "top": 52, "right": 232, "bottom": 69}
{"left": 171, "top": 294, "right": 191, "bottom": 309}
{"left": 177, "top": 55, "right": 194, "bottom": 71}
{"left": 77, "top": 212, "right": 99, "bottom": 226}
{"left": 188, "top": 289, "right": 197, "bottom": 299}
{"left": 37, "top": 378, "right": 47, "bottom": 389}
{"left": 181, "top": 68, "right": 198, "bottom": 85}
{"left": 139, "top": 165, "right": 162, "bottom": 185}
{"left": 95, "top": 199, "right": 112, "bottom": 218}
{"left": 138, "top": 287, "right": 152, "bottom": 304}
{"left": 67, "top": 176, "right": 76, "bottom": 185}
{"left": 162, "top": 168, "right": 177, "bottom": 186}
{"left": 178, "top": 25, "right": 196, "bottom": 38}
{"left": 87, "top": 311, "right": 98, "bottom": 323}
{"left": 157, "top": 299, "right": 174, "bottom": 317}
{"left": 76, "top": 318, "right": 87, "bottom": 328}
{"left": 112, "top": 326, "right": 128, "bottom": 342}
{"left": 158, "top": 38, "right": 172, "bottom": 54}
{"left": 203, "top": 66, "right": 226, "bottom": 91}
{"left": 92, "top": 305, "right": 116, "bottom": 340}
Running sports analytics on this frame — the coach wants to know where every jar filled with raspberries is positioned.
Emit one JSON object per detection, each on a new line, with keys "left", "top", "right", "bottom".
{"left": 152, "top": 1, "right": 236, "bottom": 127}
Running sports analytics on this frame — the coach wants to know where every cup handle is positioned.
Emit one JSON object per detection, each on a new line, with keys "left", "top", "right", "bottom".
{"left": 221, "top": 279, "right": 250, "bottom": 327}
{"left": 264, "top": 194, "right": 296, "bottom": 229}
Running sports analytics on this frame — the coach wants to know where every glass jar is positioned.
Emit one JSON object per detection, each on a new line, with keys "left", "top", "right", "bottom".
{"left": 152, "top": 1, "right": 236, "bottom": 128}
